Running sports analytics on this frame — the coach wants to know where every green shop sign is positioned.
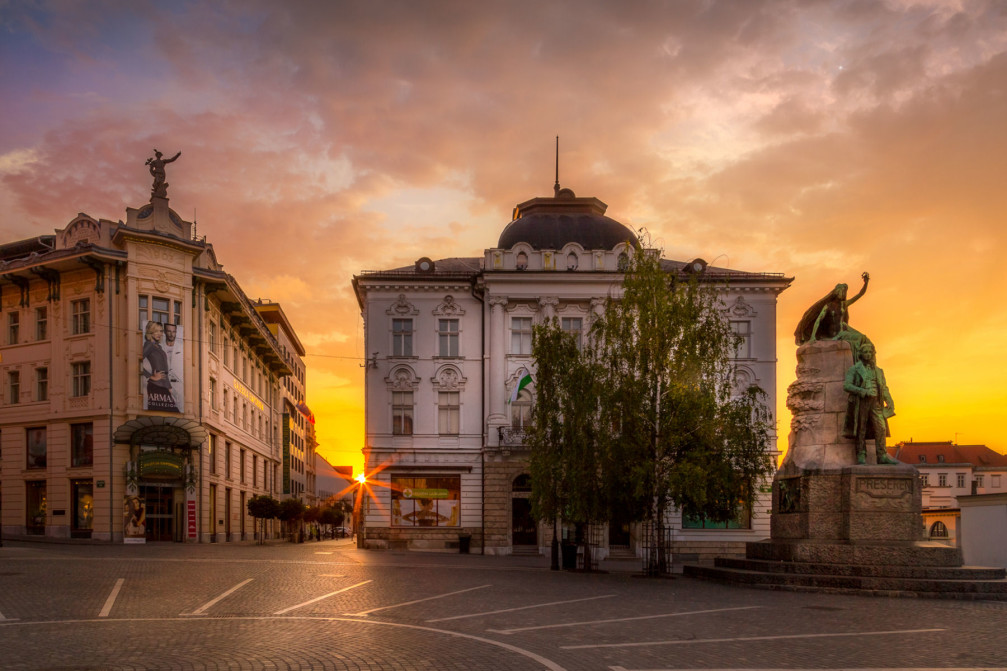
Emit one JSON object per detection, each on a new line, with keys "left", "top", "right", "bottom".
{"left": 139, "top": 451, "right": 184, "bottom": 479}
{"left": 402, "top": 488, "right": 449, "bottom": 499}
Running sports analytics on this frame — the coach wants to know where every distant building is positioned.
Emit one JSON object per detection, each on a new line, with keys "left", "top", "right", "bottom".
{"left": 353, "top": 185, "right": 791, "bottom": 556}
{"left": 315, "top": 455, "right": 355, "bottom": 506}
{"left": 890, "top": 441, "right": 1007, "bottom": 544}
{"left": 0, "top": 189, "right": 305, "bottom": 544}
{"left": 253, "top": 301, "right": 315, "bottom": 504}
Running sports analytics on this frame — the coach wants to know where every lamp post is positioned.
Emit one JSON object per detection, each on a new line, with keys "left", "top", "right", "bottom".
{"left": 354, "top": 473, "right": 366, "bottom": 549}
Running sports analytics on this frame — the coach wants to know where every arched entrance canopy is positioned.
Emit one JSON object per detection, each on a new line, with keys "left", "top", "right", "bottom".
{"left": 113, "top": 416, "right": 207, "bottom": 448}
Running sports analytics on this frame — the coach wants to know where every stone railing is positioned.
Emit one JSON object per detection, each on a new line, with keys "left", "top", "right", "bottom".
{"left": 498, "top": 427, "right": 528, "bottom": 446}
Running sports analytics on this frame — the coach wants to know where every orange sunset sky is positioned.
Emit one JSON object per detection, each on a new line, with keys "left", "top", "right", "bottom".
{"left": 2, "top": 1, "right": 1005, "bottom": 472}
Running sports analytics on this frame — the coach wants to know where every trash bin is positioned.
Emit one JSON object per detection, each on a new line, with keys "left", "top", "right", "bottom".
{"left": 459, "top": 533, "right": 472, "bottom": 554}
{"left": 561, "top": 542, "right": 577, "bottom": 570}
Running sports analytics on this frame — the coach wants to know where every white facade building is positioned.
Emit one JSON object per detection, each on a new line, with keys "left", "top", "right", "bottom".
{"left": 353, "top": 187, "right": 791, "bottom": 557}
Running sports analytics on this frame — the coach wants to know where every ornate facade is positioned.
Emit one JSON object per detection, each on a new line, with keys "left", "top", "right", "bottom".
{"left": 353, "top": 187, "right": 792, "bottom": 557}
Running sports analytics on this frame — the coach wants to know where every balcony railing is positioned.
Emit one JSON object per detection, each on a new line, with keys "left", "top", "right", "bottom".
{"left": 498, "top": 427, "right": 527, "bottom": 446}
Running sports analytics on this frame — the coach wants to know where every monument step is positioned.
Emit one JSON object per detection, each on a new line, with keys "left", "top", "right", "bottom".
{"left": 747, "top": 540, "right": 963, "bottom": 567}
{"left": 684, "top": 564, "right": 1007, "bottom": 600}
{"left": 716, "top": 557, "right": 1006, "bottom": 581}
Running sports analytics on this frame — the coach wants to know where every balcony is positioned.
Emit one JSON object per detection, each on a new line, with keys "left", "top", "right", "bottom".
{"left": 498, "top": 427, "right": 527, "bottom": 446}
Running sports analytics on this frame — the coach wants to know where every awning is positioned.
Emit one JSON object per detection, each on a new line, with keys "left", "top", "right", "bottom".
{"left": 113, "top": 416, "right": 208, "bottom": 448}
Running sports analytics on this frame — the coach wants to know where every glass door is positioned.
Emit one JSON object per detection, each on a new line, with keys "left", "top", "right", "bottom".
{"left": 140, "top": 484, "right": 174, "bottom": 542}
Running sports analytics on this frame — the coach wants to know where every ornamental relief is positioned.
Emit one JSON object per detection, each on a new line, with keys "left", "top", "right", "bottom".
{"left": 431, "top": 365, "right": 466, "bottom": 391}
{"left": 385, "top": 366, "right": 419, "bottom": 390}
{"left": 386, "top": 294, "right": 419, "bottom": 316}
{"left": 136, "top": 245, "right": 187, "bottom": 266}
{"left": 433, "top": 295, "right": 465, "bottom": 316}
{"left": 726, "top": 296, "right": 758, "bottom": 318}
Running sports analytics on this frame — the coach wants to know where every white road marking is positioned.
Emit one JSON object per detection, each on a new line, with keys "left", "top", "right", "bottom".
{"left": 348, "top": 584, "right": 491, "bottom": 616}
{"left": 0, "top": 615, "right": 568, "bottom": 671}
{"left": 567, "top": 627, "right": 946, "bottom": 650}
{"left": 428, "top": 593, "right": 617, "bottom": 622}
{"left": 489, "top": 605, "right": 761, "bottom": 635}
{"left": 273, "top": 580, "right": 372, "bottom": 615}
{"left": 606, "top": 668, "right": 997, "bottom": 671}
{"left": 314, "top": 552, "right": 332, "bottom": 555}
{"left": 182, "top": 578, "right": 253, "bottom": 616}
{"left": 98, "top": 578, "right": 125, "bottom": 618}
{"left": 318, "top": 574, "right": 346, "bottom": 577}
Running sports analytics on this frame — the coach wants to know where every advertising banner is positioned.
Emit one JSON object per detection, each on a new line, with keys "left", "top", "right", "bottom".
{"left": 141, "top": 320, "right": 183, "bottom": 412}
{"left": 123, "top": 495, "right": 146, "bottom": 544}
{"left": 187, "top": 500, "right": 197, "bottom": 539}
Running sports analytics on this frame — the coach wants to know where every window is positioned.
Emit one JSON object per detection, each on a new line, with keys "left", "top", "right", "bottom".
{"left": 937, "top": 454, "right": 945, "bottom": 462}
{"left": 138, "top": 295, "right": 148, "bottom": 326}
{"left": 438, "top": 392, "right": 460, "bottom": 435}
{"left": 919, "top": 455, "right": 927, "bottom": 463}
{"left": 72, "top": 361, "right": 91, "bottom": 397}
{"left": 174, "top": 300, "right": 182, "bottom": 325}
{"left": 994, "top": 475, "right": 1002, "bottom": 488}
{"left": 152, "top": 297, "right": 170, "bottom": 324}
{"left": 975, "top": 474, "right": 984, "bottom": 488}
{"left": 8, "top": 311, "right": 19, "bottom": 344}
{"left": 225, "top": 441, "right": 232, "bottom": 479}
{"left": 561, "top": 317, "right": 583, "bottom": 349}
{"left": 921, "top": 473, "right": 930, "bottom": 487}
{"left": 71, "top": 479, "right": 93, "bottom": 534}
{"left": 511, "top": 317, "right": 532, "bottom": 355}
{"left": 71, "top": 299, "right": 90, "bottom": 334}
{"left": 730, "top": 321, "right": 751, "bottom": 359}
{"left": 938, "top": 473, "right": 948, "bottom": 487}
{"left": 683, "top": 505, "right": 751, "bottom": 529}
{"left": 8, "top": 370, "right": 20, "bottom": 404}
{"left": 26, "top": 480, "right": 46, "bottom": 533}
{"left": 26, "top": 426, "right": 46, "bottom": 469}
{"left": 209, "top": 321, "right": 217, "bottom": 354}
{"left": 71, "top": 423, "right": 93, "bottom": 467}
{"left": 240, "top": 449, "right": 246, "bottom": 484}
{"left": 35, "top": 307, "right": 47, "bottom": 340}
{"left": 566, "top": 251, "right": 578, "bottom": 270}
{"left": 956, "top": 473, "right": 966, "bottom": 488}
{"left": 391, "top": 475, "right": 460, "bottom": 527}
{"left": 511, "top": 388, "right": 532, "bottom": 429}
{"left": 438, "top": 319, "right": 459, "bottom": 357}
{"left": 929, "top": 521, "right": 949, "bottom": 538}
{"left": 617, "top": 252, "right": 629, "bottom": 271}
{"left": 209, "top": 434, "right": 217, "bottom": 475}
{"left": 392, "top": 391, "right": 413, "bottom": 435}
{"left": 516, "top": 251, "right": 528, "bottom": 270}
{"left": 35, "top": 367, "right": 47, "bottom": 402}
{"left": 232, "top": 394, "right": 239, "bottom": 424}
{"left": 392, "top": 319, "right": 413, "bottom": 357}
{"left": 210, "top": 378, "right": 218, "bottom": 409}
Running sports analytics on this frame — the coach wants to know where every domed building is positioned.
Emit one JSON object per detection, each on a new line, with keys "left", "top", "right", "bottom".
{"left": 353, "top": 186, "right": 791, "bottom": 560}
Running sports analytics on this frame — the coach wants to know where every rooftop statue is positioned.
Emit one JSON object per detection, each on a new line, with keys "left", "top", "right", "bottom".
{"left": 794, "top": 272, "right": 872, "bottom": 359}
{"left": 145, "top": 149, "right": 181, "bottom": 199}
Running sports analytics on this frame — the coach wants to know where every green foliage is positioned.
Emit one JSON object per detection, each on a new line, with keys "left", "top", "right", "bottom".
{"left": 247, "top": 494, "right": 280, "bottom": 520}
{"left": 527, "top": 244, "right": 775, "bottom": 534}
{"left": 278, "top": 497, "right": 306, "bottom": 522}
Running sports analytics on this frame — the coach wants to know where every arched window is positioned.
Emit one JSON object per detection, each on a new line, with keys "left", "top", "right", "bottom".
{"left": 511, "top": 388, "right": 532, "bottom": 429}
{"left": 929, "top": 521, "right": 949, "bottom": 538}
{"left": 566, "top": 251, "right": 578, "bottom": 270}
{"left": 513, "top": 474, "right": 532, "bottom": 492}
{"left": 617, "top": 252, "right": 629, "bottom": 271}
{"left": 516, "top": 251, "right": 528, "bottom": 271}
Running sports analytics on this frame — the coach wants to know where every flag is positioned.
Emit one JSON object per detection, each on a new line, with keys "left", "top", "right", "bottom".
{"left": 508, "top": 371, "right": 532, "bottom": 403}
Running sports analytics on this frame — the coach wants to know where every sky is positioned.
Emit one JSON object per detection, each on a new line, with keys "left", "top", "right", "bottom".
{"left": 2, "top": 0, "right": 1006, "bottom": 472}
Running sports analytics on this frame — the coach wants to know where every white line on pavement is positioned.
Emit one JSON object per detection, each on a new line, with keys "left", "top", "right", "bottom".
{"left": 183, "top": 578, "right": 253, "bottom": 616}
{"left": 565, "top": 627, "right": 946, "bottom": 650}
{"left": 98, "top": 578, "right": 125, "bottom": 618}
{"left": 609, "top": 668, "right": 1006, "bottom": 671}
{"left": 428, "top": 593, "right": 617, "bottom": 623}
{"left": 315, "top": 552, "right": 332, "bottom": 555}
{"left": 348, "top": 584, "right": 492, "bottom": 616}
{"left": 318, "top": 574, "right": 346, "bottom": 577}
{"left": 273, "top": 580, "right": 372, "bottom": 615}
{"left": 488, "top": 605, "right": 762, "bottom": 635}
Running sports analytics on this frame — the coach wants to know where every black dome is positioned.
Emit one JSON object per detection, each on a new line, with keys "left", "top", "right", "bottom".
{"left": 496, "top": 190, "right": 638, "bottom": 251}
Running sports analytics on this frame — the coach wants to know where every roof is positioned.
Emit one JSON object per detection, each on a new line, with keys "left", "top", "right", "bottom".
{"left": 496, "top": 189, "right": 638, "bottom": 251}
{"left": 890, "top": 442, "right": 1007, "bottom": 467}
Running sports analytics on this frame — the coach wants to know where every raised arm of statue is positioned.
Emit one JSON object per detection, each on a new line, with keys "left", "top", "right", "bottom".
{"left": 163, "top": 151, "right": 181, "bottom": 164}
{"left": 844, "top": 272, "right": 869, "bottom": 308}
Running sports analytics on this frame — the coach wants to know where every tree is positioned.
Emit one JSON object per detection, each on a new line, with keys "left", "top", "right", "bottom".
{"left": 247, "top": 495, "right": 280, "bottom": 545}
{"left": 278, "top": 498, "right": 306, "bottom": 541}
{"left": 529, "top": 244, "right": 775, "bottom": 575}
{"left": 319, "top": 505, "right": 345, "bottom": 538}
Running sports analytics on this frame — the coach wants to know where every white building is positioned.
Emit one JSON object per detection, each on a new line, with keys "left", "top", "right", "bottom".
{"left": 353, "top": 186, "right": 791, "bottom": 557}
{"left": 889, "top": 441, "right": 1007, "bottom": 544}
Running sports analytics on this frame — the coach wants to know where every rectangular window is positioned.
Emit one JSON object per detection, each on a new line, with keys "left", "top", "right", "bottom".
{"left": 511, "top": 317, "right": 533, "bottom": 355}
{"left": 210, "top": 378, "right": 218, "bottom": 409}
{"left": 8, "top": 311, "right": 20, "bottom": 344}
{"left": 252, "top": 454, "right": 258, "bottom": 489}
{"left": 8, "top": 370, "right": 20, "bottom": 404}
{"left": 152, "top": 297, "right": 170, "bottom": 324}
{"left": 438, "top": 319, "right": 459, "bottom": 357}
{"left": 138, "top": 295, "right": 148, "bottom": 326}
{"left": 174, "top": 300, "right": 182, "bottom": 325}
{"left": 71, "top": 422, "right": 94, "bottom": 467}
{"left": 922, "top": 473, "right": 930, "bottom": 487}
{"left": 35, "top": 307, "right": 47, "bottom": 341}
{"left": 35, "top": 367, "right": 47, "bottom": 402}
{"left": 391, "top": 475, "right": 460, "bottom": 527}
{"left": 71, "top": 299, "right": 90, "bottom": 334}
{"left": 682, "top": 505, "right": 751, "bottom": 529}
{"left": 26, "top": 426, "right": 46, "bottom": 469}
{"left": 438, "top": 391, "right": 460, "bottom": 435}
{"left": 511, "top": 390, "right": 532, "bottom": 429}
{"left": 72, "top": 361, "right": 91, "bottom": 397}
{"left": 975, "top": 474, "right": 984, "bottom": 488}
{"left": 240, "top": 449, "right": 246, "bottom": 484}
{"left": 392, "top": 391, "right": 413, "bottom": 435}
{"left": 392, "top": 318, "right": 413, "bottom": 357}
{"left": 232, "top": 394, "right": 239, "bottom": 424}
{"left": 561, "top": 317, "right": 583, "bottom": 349}
{"left": 956, "top": 473, "right": 966, "bottom": 488}
{"left": 994, "top": 475, "right": 1002, "bottom": 488}
{"left": 731, "top": 320, "right": 752, "bottom": 359}
{"left": 225, "top": 441, "right": 232, "bottom": 479}
{"left": 209, "top": 321, "right": 217, "bottom": 354}
{"left": 209, "top": 434, "right": 217, "bottom": 475}
{"left": 71, "top": 479, "right": 94, "bottom": 534}
{"left": 26, "top": 480, "right": 46, "bottom": 533}
{"left": 938, "top": 473, "right": 948, "bottom": 487}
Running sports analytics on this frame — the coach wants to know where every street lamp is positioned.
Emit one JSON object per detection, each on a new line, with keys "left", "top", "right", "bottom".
{"left": 354, "top": 473, "right": 366, "bottom": 548}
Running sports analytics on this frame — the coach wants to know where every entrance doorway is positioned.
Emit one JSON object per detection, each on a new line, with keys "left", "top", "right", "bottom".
{"left": 511, "top": 498, "right": 537, "bottom": 546}
{"left": 139, "top": 483, "right": 177, "bottom": 542}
